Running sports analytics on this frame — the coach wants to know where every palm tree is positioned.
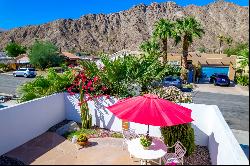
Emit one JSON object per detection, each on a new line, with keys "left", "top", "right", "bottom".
{"left": 217, "top": 35, "right": 224, "bottom": 54}
{"left": 225, "top": 36, "right": 233, "bottom": 48}
{"left": 140, "top": 39, "right": 160, "bottom": 56}
{"left": 153, "top": 19, "right": 175, "bottom": 63}
{"left": 174, "top": 16, "right": 205, "bottom": 69}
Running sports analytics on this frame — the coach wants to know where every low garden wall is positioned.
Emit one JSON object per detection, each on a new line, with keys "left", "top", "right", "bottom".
{"left": 0, "top": 93, "right": 65, "bottom": 156}
{"left": 0, "top": 93, "right": 248, "bottom": 165}
{"left": 83, "top": 95, "right": 248, "bottom": 165}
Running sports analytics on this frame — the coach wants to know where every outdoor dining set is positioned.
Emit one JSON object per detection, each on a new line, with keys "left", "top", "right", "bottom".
{"left": 106, "top": 94, "right": 193, "bottom": 165}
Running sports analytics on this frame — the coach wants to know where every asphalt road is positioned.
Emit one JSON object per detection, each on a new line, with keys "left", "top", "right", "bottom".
{"left": 0, "top": 73, "right": 249, "bottom": 131}
{"left": 192, "top": 91, "right": 249, "bottom": 131}
{"left": 0, "top": 74, "right": 34, "bottom": 95}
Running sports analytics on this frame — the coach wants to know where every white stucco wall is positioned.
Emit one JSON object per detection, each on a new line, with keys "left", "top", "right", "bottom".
{"left": 0, "top": 93, "right": 65, "bottom": 156}
{"left": 84, "top": 95, "right": 249, "bottom": 165}
{"left": 208, "top": 105, "right": 249, "bottom": 165}
{"left": 0, "top": 93, "right": 248, "bottom": 165}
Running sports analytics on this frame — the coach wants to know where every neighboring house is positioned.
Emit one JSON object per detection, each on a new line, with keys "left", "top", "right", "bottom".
{"left": 60, "top": 52, "right": 80, "bottom": 66}
{"left": 78, "top": 55, "right": 100, "bottom": 62}
{"left": 15, "top": 54, "right": 31, "bottom": 69}
{"left": 167, "top": 52, "right": 236, "bottom": 82}
{"left": 109, "top": 49, "right": 143, "bottom": 61}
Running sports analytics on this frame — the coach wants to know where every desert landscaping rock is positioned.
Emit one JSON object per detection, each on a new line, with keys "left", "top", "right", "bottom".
{"left": 184, "top": 145, "right": 211, "bottom": 165}
{"left": 55, "top": 121, "right": 80, "bottom": 136}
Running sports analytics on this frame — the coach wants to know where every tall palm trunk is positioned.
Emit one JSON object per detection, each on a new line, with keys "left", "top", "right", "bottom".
{"left": 219, "top": 40, "right": 222, "bottom": 54}
{"left": 182, "top": 36, "right": 189, "bottom": 69}
{"left": 162, "top": 39, "right": 168, "bottom": 63}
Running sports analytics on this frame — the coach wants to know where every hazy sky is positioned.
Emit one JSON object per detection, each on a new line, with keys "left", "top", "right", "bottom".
{"left": 0, "top": 0, "right": 248, "bottom": 30}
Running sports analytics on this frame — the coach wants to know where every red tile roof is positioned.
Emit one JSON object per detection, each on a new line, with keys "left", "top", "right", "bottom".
{"left": 61, "top": 52, "right": 80, "bottom": 60}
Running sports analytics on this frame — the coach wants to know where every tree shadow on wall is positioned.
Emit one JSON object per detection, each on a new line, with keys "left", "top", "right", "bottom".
{"left": 93, "top": 96, "right": 117, "bottom": 129}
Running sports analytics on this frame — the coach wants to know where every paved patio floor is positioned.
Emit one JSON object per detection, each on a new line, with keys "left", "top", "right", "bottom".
{"left": 4, "top": 132, "right": 144, "bottom": 165}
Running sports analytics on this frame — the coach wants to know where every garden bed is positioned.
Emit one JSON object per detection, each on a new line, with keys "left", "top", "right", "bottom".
{"left": 63, "top": 125, "right": 124, "bottom": 139}
{"left": 48, "top": 121, "right": 124, "bottom": 139}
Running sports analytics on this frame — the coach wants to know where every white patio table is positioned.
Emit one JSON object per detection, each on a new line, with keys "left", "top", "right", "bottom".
{"left": 127, "top": 137, "right": 168, "bottom": 165}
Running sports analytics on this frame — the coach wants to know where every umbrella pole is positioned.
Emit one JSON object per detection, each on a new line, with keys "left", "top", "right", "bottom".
{"left": 147, "top": 125, "right": 149, "bottom": 136}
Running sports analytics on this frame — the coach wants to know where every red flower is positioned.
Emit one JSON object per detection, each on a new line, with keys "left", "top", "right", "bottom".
{"left": 106, "top": 95, "right": 110, "bottom": 99}
{"left": 93, "top": 76, "right": 99, "bottom": 83}
{"left": 90, "top": 87, "right": 95, "bottom": 91}
{"left": 101, "top": 86, "right": 107, "bottom": 91}
{"left": 87, "top": 80, "right": 93, "bottom": 87}
{"left": 69, "top": 92, "right": 76, "bottom": 96}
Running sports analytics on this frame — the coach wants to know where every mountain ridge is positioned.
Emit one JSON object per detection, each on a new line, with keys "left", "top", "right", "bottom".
{"left": 0, "top": 1, "right": 248, "bottom": 54}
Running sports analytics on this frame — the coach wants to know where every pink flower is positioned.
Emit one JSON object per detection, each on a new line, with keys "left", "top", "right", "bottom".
{"left": 93, "top": 76, "right": 99, "bottom": 83}
{"left": 69, "top": 92, "right": 75, "bottom": 96}
{"left": 87, "top": 80, "right": 93, "bottom": 87}
{"left": 101, "top": 86, "right": 107, "bottom": 91}
{"left": 90, "top": 87, "right": 95, "bottom": 91}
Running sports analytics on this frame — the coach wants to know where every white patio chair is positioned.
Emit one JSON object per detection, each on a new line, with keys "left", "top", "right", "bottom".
{"left": 122, "top": 128, "right": 138, "bottom": 150}
{"left": 162, "top": 141, "right": 186, "bottom": 165}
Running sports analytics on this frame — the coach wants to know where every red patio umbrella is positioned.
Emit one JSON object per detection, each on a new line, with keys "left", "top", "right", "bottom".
{"left": 106, "top": 94, "right": 193, "bottom": 135}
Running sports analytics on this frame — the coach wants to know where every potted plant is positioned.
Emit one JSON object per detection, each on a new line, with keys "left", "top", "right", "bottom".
{"left": 140, "top": 135, "right": 152, "bottom": 150}
{"left": 77, "top": 134, "right": 88, "bottom": 146}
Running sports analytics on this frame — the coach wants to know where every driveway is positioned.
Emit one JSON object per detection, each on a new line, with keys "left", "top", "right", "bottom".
{"left": 0, "top": 74, "right": 34, "bottom": 95}
{"left": 192, "top": 84, "right": 249, "bottom": 131}
{"left": 194, "top": 83, "right": 249, "bottom": 96}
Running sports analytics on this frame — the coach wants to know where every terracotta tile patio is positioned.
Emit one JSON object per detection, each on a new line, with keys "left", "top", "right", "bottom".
{"left": 4, "top": 132, "right": 143, "bottom": 165}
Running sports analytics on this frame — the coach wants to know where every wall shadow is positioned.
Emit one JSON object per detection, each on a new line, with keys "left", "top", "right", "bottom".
{"left": 92, "top": 96, "right": 117, "bottom": 130}
{"left": 208, "top": 132, "right": 219, "bottom": 165}
{"left": 4, "top": 132, "right": 76, "bottom": 165}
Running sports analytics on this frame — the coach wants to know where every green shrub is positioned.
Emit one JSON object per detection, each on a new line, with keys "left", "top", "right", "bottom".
{"left": 63, "top": 128, "right": 98, "bottom": 140}
{"left": 5, "top": 42, "right": 26, "bottom": 57}
{"left": 29, "top": 40, "right": 63, "bottom": 70}
{"left": 111, "top": 132, "right": 123, "bottom": 138}
{"left": 18, "top": 68, "right": 74, "bottom": 102}
{"left": 150, "top": 86, "right": 195, "bottom": 156}
{"left": 80, "top": 54, "right": 180, "bottom": 98}
{"left": 0, "top": 63, "right": 11, "bottom": 72}
{"left": 140, "top": 135, "right": 153, "bottom": 148}
{"left": 149, "top": 86, "right": 192, "bottom": 103}
{"left": 160, "top": 123, "right": 195, "bottom": 156}
{"left": 183, "top": 84, "right": 193, "bottom": 89}
{"left": 235, "top": 75, "right": 249, "bottom": 86}
{"left": 77, "top": 133, "right": 88, "bottom": 142}
{"left": 224, "top": 42, "right": 248, "bottom": 56}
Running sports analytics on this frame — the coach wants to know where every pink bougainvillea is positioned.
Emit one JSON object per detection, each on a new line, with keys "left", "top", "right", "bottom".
{"left": 67, "top": 70, "right": 109, "bottom": 128}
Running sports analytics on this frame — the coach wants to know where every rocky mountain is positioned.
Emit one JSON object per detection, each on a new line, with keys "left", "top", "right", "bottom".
{"left": 0, "top": 1, "right": 248, "bottom": 54}
{"left": 0, "top": 28, "right": 5, "bottom": 33}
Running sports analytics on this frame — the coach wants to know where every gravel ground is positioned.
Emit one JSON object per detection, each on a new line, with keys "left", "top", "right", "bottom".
{"left": 0, "top": 156, "right": 25, "bottom": 165}
{"left": 184, "top": 145, "right": 211, "bottom": 165}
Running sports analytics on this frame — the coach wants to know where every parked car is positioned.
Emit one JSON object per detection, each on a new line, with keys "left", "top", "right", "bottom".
{"left": 13, "top": 68, "right": 37, "bottom": 78}
{"left": 209, "top": 73, "right": 230, "bottom": 86}
{"left": 162, "top": 76, "right": 183, "bottom": 89}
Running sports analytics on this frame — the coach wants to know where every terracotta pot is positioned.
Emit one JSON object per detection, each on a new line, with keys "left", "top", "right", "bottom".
{"left": 143, "top": 146, "right": 150, "bottom": 150}
{"left": 77, "top": 141, "right": 88, "bottom": 147}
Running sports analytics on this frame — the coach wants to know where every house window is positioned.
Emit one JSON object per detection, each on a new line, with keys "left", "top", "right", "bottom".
{"left": 168, "top": 61, "right": 180, "bottom": 66}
